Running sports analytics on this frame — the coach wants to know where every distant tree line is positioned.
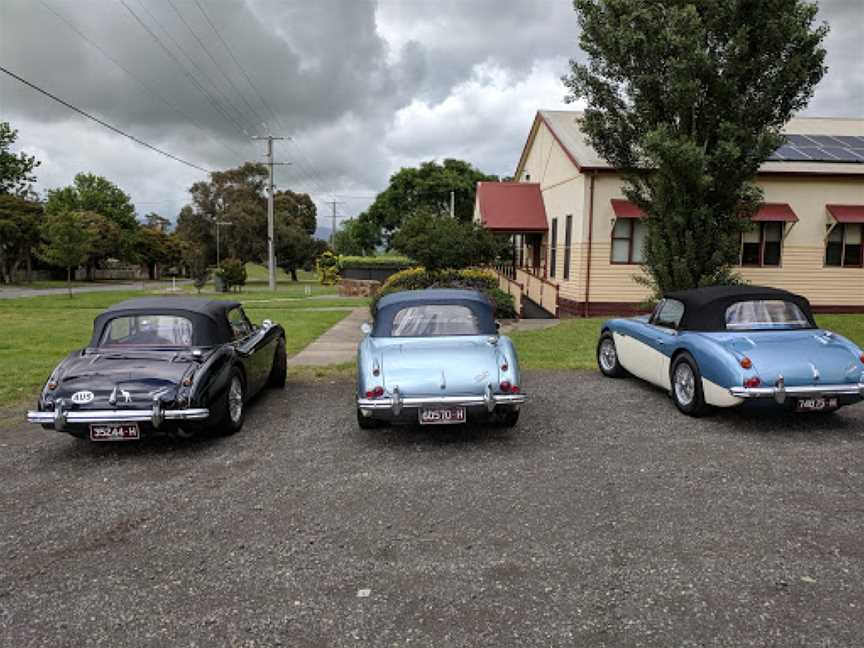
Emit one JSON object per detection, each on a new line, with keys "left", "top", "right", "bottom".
{"left": 0, "top": 120, "right": 327, "bottom": 292}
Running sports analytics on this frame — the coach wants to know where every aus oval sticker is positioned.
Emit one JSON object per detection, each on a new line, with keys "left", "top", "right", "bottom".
{"left": 71, "top": 390, "right": 95, "bottom": 404}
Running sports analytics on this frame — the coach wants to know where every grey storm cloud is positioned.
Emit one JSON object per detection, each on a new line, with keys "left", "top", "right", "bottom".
{"left": 0, "top": 0, "right": 861, "bottom": 227}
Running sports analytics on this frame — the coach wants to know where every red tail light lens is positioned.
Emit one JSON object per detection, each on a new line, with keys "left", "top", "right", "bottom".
{"left": 510, "top": 385, "right": 520, "bottom": 394}
{"left": 365, "top": 386, "right": 384, "bottom": 398}
{"left": 740, "top": 357, "right": 753, "bottom": 369}
{"left": 860, "top": 353, "right": 864, "bottom": 364}
{"left": 744, "top": 377, "right": 761, "bottom": 388}
{"left": 499, "top": 381, "right": 512, "bottom": 393}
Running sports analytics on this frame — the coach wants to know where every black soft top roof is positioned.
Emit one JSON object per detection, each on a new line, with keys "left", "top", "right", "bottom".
{"left": 373, "top": 288, "right": 496, "bottom": 337}
{"left": 91, "top": 297, "right": 241, "bottom": 346}
{"left": 664, "top": 285, "right": 816, "bottom": 331}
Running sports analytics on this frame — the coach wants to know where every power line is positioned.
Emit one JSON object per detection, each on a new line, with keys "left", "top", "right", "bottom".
{"left": 165, "top": 0, "right": 268, "bottom": 134}
{"left": 0, "top": 64, "right": 210, "bottom": 173}
{"left": 37, "top": 0, "right": 243, "bottom": 160}
{"left": 119, "top": 0, "right": 252, "bottom": 140}
{"left": 193, "top": 0, "right": 285, "bottom": 133}
{"left": 131, "top": 0, "right": 258, "bottom": 137}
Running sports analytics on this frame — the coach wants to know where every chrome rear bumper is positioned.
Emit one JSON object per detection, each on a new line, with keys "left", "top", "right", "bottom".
{"left": 27, "top": 400, "right": 209, "bottom": 429}
{"left": 730, "top": 379, "right": 864, "bottom": 404}
{"left": 357, "top": 385, "right": 525, "bottom": 416}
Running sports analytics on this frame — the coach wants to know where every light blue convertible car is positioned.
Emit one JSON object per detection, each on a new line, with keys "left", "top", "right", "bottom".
{"left": 356, "top": 289, "right": 525, "bottom": 428}
{"left": 597, "top": 286, "right": 864, "bottom": 416}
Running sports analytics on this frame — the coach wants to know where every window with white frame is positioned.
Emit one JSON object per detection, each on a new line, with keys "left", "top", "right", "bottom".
{"left": 611, "top": 219, "right": 646, "bottom": 264}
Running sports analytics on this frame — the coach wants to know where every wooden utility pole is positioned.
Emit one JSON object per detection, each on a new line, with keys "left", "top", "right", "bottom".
{"left": 251, "top": 135, "right": 289, "bottom": 290}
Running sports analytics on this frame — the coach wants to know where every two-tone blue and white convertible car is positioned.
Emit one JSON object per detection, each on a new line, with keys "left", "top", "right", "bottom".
{"left": 356, "top": 289, "right": 525, "bottom": 428}
{"left": 597, "top": 286, "right": 864, "bottom": 416}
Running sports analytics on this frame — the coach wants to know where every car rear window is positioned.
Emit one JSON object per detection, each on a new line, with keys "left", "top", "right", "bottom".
{"left": 391, "top": 305, "right": 481, "bottom": 337}
{"left": 99, "top": 315, "right": 194, "bottom": 347}
{"left": 725, "top": 300, "right": 811, "bottom": 330}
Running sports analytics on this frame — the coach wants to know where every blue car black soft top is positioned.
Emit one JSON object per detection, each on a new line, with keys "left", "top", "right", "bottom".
{"left": 664, "top": 285, "right": 816, "bottom": 332}
{"left": 373, "top": 289, "right": 497, "bottom": 337}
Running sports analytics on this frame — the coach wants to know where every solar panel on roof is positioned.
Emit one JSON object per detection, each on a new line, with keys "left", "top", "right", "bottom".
{"left": 785, "top": 134, "right": 819, "bottom": 147}
{"left": 772, "top": 145, "right": 813, "bottom": 161}
{"left": 772, "top": 134, "right": 864, "bottom": 163}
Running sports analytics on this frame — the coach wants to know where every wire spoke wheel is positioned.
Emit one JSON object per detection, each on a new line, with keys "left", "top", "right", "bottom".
{"left": 599, "top": 339, "right": 617, "bottom": 372}
{"left": 228, "top": 376, "right": 243, "bottom": 423}
{"left": 674, "top": 363, "right": 696, "bottom": 406}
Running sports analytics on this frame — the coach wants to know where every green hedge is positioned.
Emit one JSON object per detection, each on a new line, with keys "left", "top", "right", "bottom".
{"left": 371, "top": 267, "right": 517, "bottom": 319}
{"left": 339, "top": 255, "right": 413, "bottom": 269}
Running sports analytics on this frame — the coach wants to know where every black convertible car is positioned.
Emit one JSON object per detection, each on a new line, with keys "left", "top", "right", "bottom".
{"left": 27, "top": 297, "right": 286, "bottom": 440}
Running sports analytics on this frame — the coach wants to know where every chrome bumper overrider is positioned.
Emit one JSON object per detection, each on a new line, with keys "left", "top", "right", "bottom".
{"left": 730, "top": 378, "right": 864, "bottom": 404}
{"left": 27, "top": 400, "right": 209, "bottom": 429}
{"left": 357, "top": 385, "right": 525, "bottom": 416}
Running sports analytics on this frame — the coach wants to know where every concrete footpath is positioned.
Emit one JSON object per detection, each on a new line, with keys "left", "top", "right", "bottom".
{"left": 287, "top": 307, "right": 368, "bottom": 366}
{"left": 0, "top": 280, "right": 190, "bottom": 299}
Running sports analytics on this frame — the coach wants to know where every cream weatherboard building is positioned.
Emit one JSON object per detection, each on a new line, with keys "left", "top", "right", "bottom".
{"left": 475, "top": 111, "right": 864, "bottom": 316}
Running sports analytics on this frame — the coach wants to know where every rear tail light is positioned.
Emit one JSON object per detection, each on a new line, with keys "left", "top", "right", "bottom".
{"left": 740, "top": 357, "right": 753, "bottom": 369}
{"left": 860, "top": 353, "right": 864, "bottom": 364}
{"left": 499, "top": 381, "right": 512, "bottom": 393}
{"left": 744, "top": 377, "right": 761, "bottom": 388}
{"left": 47, "top": 380, "right": 57, "bottom": 390}
{"left": 510, "top": 385, "right": 520, "bottom": 394}
{"left": 365, "top": 386, "right": 384, "bottom": 398}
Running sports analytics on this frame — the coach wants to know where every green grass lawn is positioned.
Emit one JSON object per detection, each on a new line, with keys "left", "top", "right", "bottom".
{"left": 0, "top": 283, "right": 360, "bottom": 408}
{"left": 510, "top": 314, "right": 864, "bottom": 370}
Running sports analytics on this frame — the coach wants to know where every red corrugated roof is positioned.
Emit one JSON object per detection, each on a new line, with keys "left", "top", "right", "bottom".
{"left": 752, "top": 203, "right": 798, "bottom": 222}
{"left": 610, "top": 199, "right": 645, "bottom": 219}
{"left": 476, "top": 182, "right": 548, "bottom": 232}
{"left": 827, "top": 204, "right": 864, "bottom": 224}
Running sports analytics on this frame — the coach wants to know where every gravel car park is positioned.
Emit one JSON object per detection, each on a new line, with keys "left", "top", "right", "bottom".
{"left": 2, "top": 371, "right": 863, "bottom": 647}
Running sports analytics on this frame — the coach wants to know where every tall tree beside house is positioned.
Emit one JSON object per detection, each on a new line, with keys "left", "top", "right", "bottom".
{"left": 0, "top": 121, "right": 40, "bottom": 198}
{"left": 0, "top": 195, "right": 42, "bottom": 284}
{"left": 39, "top": 211, "right": 96, "bottom": 297}
{"left": 563, "top": 0, "right": 828, "bottom": 295}
{"left": 366, "top": 159, "right": 497, "bottom": 246}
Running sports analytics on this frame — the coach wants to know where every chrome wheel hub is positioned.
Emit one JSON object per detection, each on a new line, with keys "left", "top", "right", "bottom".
{"left": 228, "top": 377, "right": 243, "bottom": 423}
{"left": 599, "top": 339, "right": 617, "bottom": 372}
{"left": 674, "top": 364, "right": 696, "bottom": 406}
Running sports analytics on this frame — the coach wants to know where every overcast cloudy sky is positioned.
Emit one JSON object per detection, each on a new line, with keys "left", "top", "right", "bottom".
{"left": 1, "top": 0, "right": 862, "bottom": 234}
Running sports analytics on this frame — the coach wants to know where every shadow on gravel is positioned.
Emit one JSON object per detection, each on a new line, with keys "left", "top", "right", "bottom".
{"left": 359, "top": 424, "right": 519, "bottom": 449}
{"left": 39, "top": 433, "right": 228, "bottom": 463}
{"left": 710, "top": 405, "right": 864, "bottom": 439}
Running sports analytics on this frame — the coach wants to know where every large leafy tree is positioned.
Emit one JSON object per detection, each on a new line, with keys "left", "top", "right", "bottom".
{"left": 39, "top": 211, "right": 96, "bottom": 296}
{"left": 563, "top": 0, "right": 828, "bottom": 294}
{"left": 333, "top": 216, "right": 381, "bottom": 256}
{"left": 366, "top": 159, "right": 497, "bottom": 245}
{"left": 0, "top": 194, "right": 43, "bottom": 284}
{"left": 0, "top": 122, "right": 40, "bottom": 198}
{"left": 275, "top": 189, "right": 317, "bottom": 235}
{"left": 45, "top": 173, "right": 138, "bottom": 231}
{"left": 181, "top": 163, "right": 267, "bottom": 264}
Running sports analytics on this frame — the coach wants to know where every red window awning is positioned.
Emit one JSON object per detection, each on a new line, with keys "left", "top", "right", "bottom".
{"left": 610, "top": 199, "right": 645, "bottom": 219}
{"left": 827, "top": 204, "right": 864, "bottom": 224}
{"left": 752, "top": 203, "right": 798, "bottom": 222}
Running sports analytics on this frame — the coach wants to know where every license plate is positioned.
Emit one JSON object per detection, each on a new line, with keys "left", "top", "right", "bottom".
{"left": 795, "top": 397, "right": 838, "bottom": 412}
{"left": 419, "top": 407, "right": 466, "bottom": 425}
{"left": 89, "top": 423, "right": 140, "bottom": 441}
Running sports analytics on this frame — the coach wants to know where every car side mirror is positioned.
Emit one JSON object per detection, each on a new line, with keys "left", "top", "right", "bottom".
{"left": 262, "top": 319, "right": 273, "bottom": 329}
{"left": 360, "top": 322, "right": 372, "bottom": 335}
